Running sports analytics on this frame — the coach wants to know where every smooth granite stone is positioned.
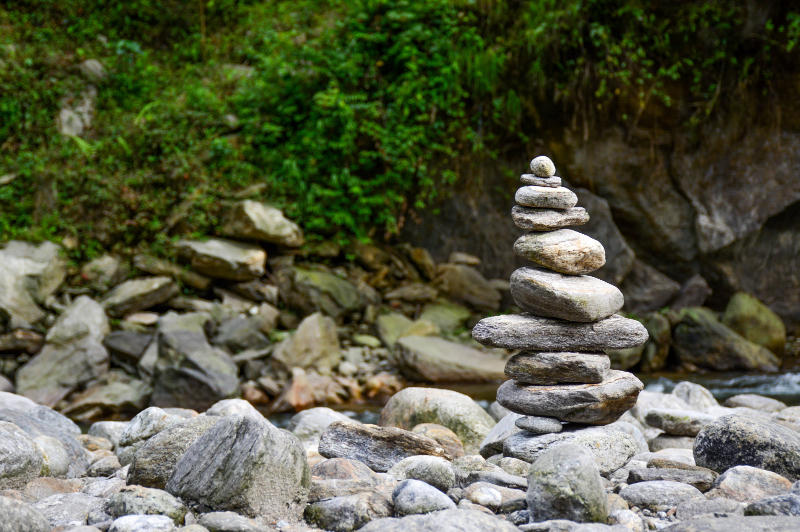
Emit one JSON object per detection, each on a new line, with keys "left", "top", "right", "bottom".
{"left": 520, "top": 175, "right": 561, "bottom": 187}
{"left": 514, "top": 416, "right": 563, "bottom": 435}
{"left": 514, "top": 230, "right": 606, "bottom": 275}
{"left": 512, "top": 205, "right": 590, "bottom": 231}
{"left": 510, "top": 268, "right": 623, "bottom": 322}
{"left": 496, "top": 370, "right": 644, "bottom": 425}
{"left": 472, "top": 314, "right": 649, "bottom": 352}
{"left": 515, "top": 186, "right": 578, "bottom": 210}
{"left": 530, "top": 156, "right": 556, "bottom": 177}
{"left": 505, "top": 352, "right": 610, "bottom": 385}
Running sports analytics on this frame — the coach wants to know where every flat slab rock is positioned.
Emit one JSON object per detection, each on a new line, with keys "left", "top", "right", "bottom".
{"left": 514, "top": 230, "right": 605, "bottom": 275}
{"left": 510, "top": 267, "right": 623, "bottom": 323}
{"left": 515, "top": 415, "right": 563, "bottom": 435}
{"left": 515, "top": 186, "right": 578, "bottom": 210}
{"left": 318, "top": 421, "right": 448, "bottom": 472}
{"left": 520, "top": 174, "right": 561, "bottom": 187}
{"left": 662, "top": 516, "right": 800, "bottom": 531}
{"left": 472, "top": 313, "right": 649, "bottom": 352}
{"left": 512, "top": 205, "right": 589, "bottom": 231}
{"left": 505, "top": 352, "right": 610, "bottom": 385}
{"left": 496, "top": 370, "right": 644, "bottom": 424}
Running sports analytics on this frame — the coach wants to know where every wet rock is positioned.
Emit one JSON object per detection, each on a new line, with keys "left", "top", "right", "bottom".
{"left": 388, "top": 456, "right": 455, "bottom": 493}
{"left": 497, "top": 370, "right": 643, "bottom": 425}
{"left": 0, "top": 422, "right": 43, "bottom": 489}
{"left": 395, "top": 335, "right": 505, "bottom": 383}
{"left": 107, "top": 485, "right": 187, "bottom": 524}
{"left": 619, "top": 260, "right": 681, "bottom": 314}
{"left": 287, "top": 407, "right": 352, "bottom": 450}
{"left": 694, "top": 415, "right": 800, "bottom": 480}
{"left": 527, "top": 444, "right": 608, "bottom": 523}
{"left": 724, "top": 394, "right": 786, "bottom": 413}
{"left": 412, "top": 424, "right": 465, "bottom": 459}
{"left": 511, "top": 206, "right": 589, "bottom": 232}
{"left": 166, "top": 415, "right": 309, "bottom": 522}
{"left": 516, "top": 186, "right": 578, "bottom": 209}
{"left": 479, "top": 413, "right": 522, "bottom": 458}
{"left": 434, "top": 264, "right": 501, "bottom": 311}
{"left": 318, "top": 421, "right": 447, "bottom": 472}
{"left": 707, "top": 465, "right": 792, "bottom": 502}
{"left": 644, "top": 408, "right": 717, "bottom": 436}
{"left": 619, "top": 480, "right": 701, "bottom": 511}
{"left": 175, "top": 238, "right": 265, "bottom": 281}
{"left": 506, "top": 352, "right": 609, "bottom": 385}
{"left": 722, "top": 292, "right": 786, "bottom": 354}
{"left": 103, "top": 277, "right": 179, "bottom": 318}
{"left": 745, "top": 493, "right": 800, "bottom": 516}
{"left": 221, "top": 200, "right": 303, "bottom": 247}
{"left": 198, "top": 510, "right": 268, "bottom": 531}
{"left": 628, "top": 468, "right": 715, "bottom": 492}
{"left": 108, "top": 514, "right": 175, "bottom": 532}
{"left": 510, "top": 267, "right": 623, "bottom": 322}
{"left": 304, "top": 491, "right": 392, "bottom": 531}
{"left": 672, "top": 307, "right": 780, "bottom": 371}
{"left": 380, "top": 387, "right": 496, "bottom": 455}
{"left": 0, "top": 495, "right": 50, "bottom": 531}
{"left": 472, "top": 313, "right": 649, "bottom": 351}
{"left": 272, "top": 312, "right": 341, "bottom": 375}
{"left": 393, "top": 479, "right": 455, "bottom": 515}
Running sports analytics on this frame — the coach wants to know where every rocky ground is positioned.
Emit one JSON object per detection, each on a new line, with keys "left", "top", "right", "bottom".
{"left": 0, "top": 382, "right": 799, "bottom": 531}
{"left": 0, "top": 201, "right": 795, "bottom": 421}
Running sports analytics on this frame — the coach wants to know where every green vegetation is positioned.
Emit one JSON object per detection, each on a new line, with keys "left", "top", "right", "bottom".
{"left": 1, "top": 1, "right": 798, "bottom": 260}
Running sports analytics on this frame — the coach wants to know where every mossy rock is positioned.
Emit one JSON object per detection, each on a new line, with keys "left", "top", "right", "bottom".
{"left": 722, "top": 292, "right": 786, "bottom": 355}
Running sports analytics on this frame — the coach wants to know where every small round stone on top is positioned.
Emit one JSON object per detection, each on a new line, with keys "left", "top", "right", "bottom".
{"left": 530, "top": 156, "right": 556, "bottom": 177}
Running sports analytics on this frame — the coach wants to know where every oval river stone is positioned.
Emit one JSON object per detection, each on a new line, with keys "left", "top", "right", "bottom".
{"left": 514, "top": 229, "right": 605, "bottom": 275}
{"left": 515, "top": 186, "right": 578, "bottom": 210}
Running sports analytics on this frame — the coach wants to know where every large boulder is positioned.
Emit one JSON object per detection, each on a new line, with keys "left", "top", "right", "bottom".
{"left": 672, "top": 307, "right": 780, "bottom": 371}
{"left": 722, "top": 292, "right": 786, "bottom": 354}
{"left": 694, "top": 415, "right": 800, "bottom": 480}
{"left": 221, "top": 200, "right": 304, "bottom": 247}
{"left": 272, "top": 312, "right": 341, "bottom": 375}
{"left": 175, "top": 238, "right": 266, "bottom": 281}
{"left": 166, "top": 415, "right": 309, "bottom": 522}
{"left": 380, "top": 387, "right": 496, "bottom": 454}
{"left": 394, "top": 336, "right": 505, "bottom": 383}
{"left": 620, "top": 259, "right": 681, "bottom": 314}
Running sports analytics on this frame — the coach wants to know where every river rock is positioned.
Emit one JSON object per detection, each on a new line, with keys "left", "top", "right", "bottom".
{"left": 745, "top": 493, "right": 800, "bottom": 516}
{"left": 395, "top": 335, "right": 505, "bottom": 383}
{"left": 175, "top": 238, "right": 265, "bottom": 281}
{"left": 0, "top": 495, "right": 50, "bottom": 531}
{"left": 672, "top": 307, "right": 780, "bottom": 371}
{"left": 619, "top": 480, "right": 702, "bottom": 511}
{"left": 388, "top": 456, "right": 455, "bottom": 492}
{"left": 515, "top": 416, "right": 563, "bottom": 435}
{"left": 694, "top": 415, "right": 800, "bottom": 480}
{"left": 305, "top": 491, "right": 392, "bottom": 531}
{"left": 0, "top": 421, "right": 43, "bottom": 489}
{"left": 663, "top": 516, "right": 800, "bottom": 531}
{"left": 287, "top": 407, "right": 353, "bottom": 450}
{"left": 108, "top": 514, "right": 175, "bottom": 532}
{"left": 434, "top": 264, "right": 501, "bottom": 311}
{"left": 520, "top": 174, "right": 561, "bottom": 187}
{"left": 497, "top": 370, "right": 643, "bottom": 424}
{"left": 527, "top": 444, "right": 608, "bottom": 523}
{"left": 107, "top": 485, "right": 186, "bottom": 524}
{"left": 724, "top": 394, "right": 787, "bottom": 413}
{"left": 116, "top": 407, "right": 185, "bottom": 464}
{"left": 671, "top": 381, "right": 719, "bottom": 411}
{"left": 516, "top": 186, "right": 578, "bottom": 209}
{"left": 221, "top": 200, "right": 304, "bottom": 247}
{"left": 644, "top": 408, "right": 717, "bottom": 436}
{"left": 358, "top": 508, "right": 520, "bottom": 532}
{"left": 504, "top": 425, "right": 639, "bottom": 475}
{"left": 510, "top": 267, "right": 623, "bottom": 322}
{"left": 511, "top": 205, "right": 589, "bottom": 231}
{"left": 411, "top": 425, "right": 464, "bottom": 459}
{"left": 393, "top": 479, "right": 455, "bottom": 515}
{"left": 506, "top": 352, "right": 610, "bottom": 385}
{"left": 530, "top": 156, "right": 556, "bottom": 177}
{"left": 676, "top": 497, "right": 744, "bottom": 520}
{"left": 198, "top": 511, "right": 269, "bottom": 532}
{"left": 722, "top": 292, "right": 786, "bottom": 354}
{"left": 166, "top": 415, "right": 309, "bottom": 521}
{"left": 318, "top": 421, "right": 447, "bottom": 472}
{"left": 479, "top": 413, "right": 522, "bottom": 458}
{"left": 33, "top": 492, "right": 109, "bottom": 528}
{"left": 514, "top": 230, "right": 606, "bottom": 275}
{"left": 472, "top": 313, "right": 649, "bottom": 351}
{"left": 380, "top": 387, "right": 496, "bottom": 454}
{"left": 127, "top": 415, "right": 221, "bottom": 489}
{"left": 272, "top": 312, "right": 341, "bottom": 375}
{"left": 102, "top": 277, "right": 178, "bottom": 317}
{"left": 628, "top": 467, "right": 716, "bottom": 492}
{"left": 706, "top": 465, "right": 792, "bottom": 502}
{"left": 309, "top": 457, "right": 393, "bottom": 502}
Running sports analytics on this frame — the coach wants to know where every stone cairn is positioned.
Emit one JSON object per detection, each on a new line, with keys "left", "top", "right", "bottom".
{"left": 472, "top": 155, "right": 649, "bottom": 435}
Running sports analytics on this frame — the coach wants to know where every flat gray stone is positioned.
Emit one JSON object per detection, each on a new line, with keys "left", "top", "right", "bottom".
{"left": 515, "top": 416, "right": 563, "bottom": 435}
{"left": 497, "top": 370, "right": 643, "bottom": 425}
{"left": 506, "top": 352, "right": 610, "bottom": 385}
{"left": 175, "top": 238, "right": 266, "bottom": 281}
{"left": 724, "top": 394, "right": 787, "bottom": 413}
{"left": 33, "top": 492, "right": 109, "bottom": 528}
{"left": 102, "top": 277, "right": 178, "bottom": 317}
{"left": 392, "top": 479, "right": 455, "bottom": 515}
{"left": 510, "top": 268, "right": 623, "bottom": 322}
{"left": 304, "top": 491, "right": 392, "bottom": 531}
{"left": 512, "top": 205, "right": 589, "bottom": 231}
{"left": 662, "top": 516, "right": 800, "bottom": 531}
{"left": 472, "top": 313, "right": 649, "bottom": 351}
{"left": 478, "top": 413, "right": 522, "bottom": 458}
{"left": 628, "top": 467, "right": 716, "bottom": 492}
{"left": 676, "top": 497, "right": 744, "bottom": 520}
{"left": 516, "top": 186, "right": 578, "bottom": 209}
{"left": 619, "top": 480, "right": 702, "bottom": 511}
{"left": 0, "top": 495, "right": 50, "bottom": 532}
{"left": 644, "top": 408, "right": 717, "bottom": 436}
{"left": 395, "top": 335, "right": 505, "bottom": 383}
{"left": 520, "top": 174, "right": 561, "bottom": 187}
{"left": 221, "top": 200, "right": 304, "bottom": 247}
{"left": 514, "top": 230, "right": 606, "bottom": 275}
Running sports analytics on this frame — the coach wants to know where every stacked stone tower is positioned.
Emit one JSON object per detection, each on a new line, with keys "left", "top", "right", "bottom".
{"left": 472, "top": 156, "right": 649, "bottom": 435}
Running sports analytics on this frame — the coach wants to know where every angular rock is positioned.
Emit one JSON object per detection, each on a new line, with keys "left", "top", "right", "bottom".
{"left": 388, "top": 456, "right": 456, "bottom": 493}
{"left": 479, "top": 413, "right": 522, "bottom": 458}
{"left": 619, "top": 480, "right": 702, "bottom": 511}
{"left": 673, "top": 307, "right": 780, "bottom": 371}
{"left": 380, "top": 387, "right": 496, "bottom": 455}
{"left": 707, "top": 465, "right": 792, "bottom": 502}
{"left": 272, "top": 312, "right": 341, "bottom": 375}
{"left": 515, "top": 416, "right": 563, "bottom": 435}
{"left": 434, "top": 264, "right": 501, "bottom": 311}
{"left": 166, "top": 415, "right": 309, "bottom": 521}
{"left": 212, "top": 316, "right": 269, "bottom": 353}
{"left": 102, "top": 277, "right": 178, "bottom": 318}
{"left": 722, "top": 292, "right": 786, "bottom": 354}
{"left": 318, "top": 421, "right": 447, "bottom": 472}
{"left": 497, "top": 370, "right": 643, "bottom": 425}
{"left": 512, "top": 206, "right": 589, "bottom": 231}
{"left": 514, "top": 230, "right": 606, "bottom": 275}
{"left": 281, "top": 267, "right": 363, "bottom": 319}
{"left": 644, "top": 408, "right": 717, "bottom": 436}
{"left": 506, "top": 352, "right": 610, "bottom": 385}
{"left": 640, "top": 312, "right": 672, "bottom": 372}
{"left": 104, "top": 331, "right": 153, "bottom": 365}
{"left": 107, "top": 485, "right": 186, "bottom": 524}
{"left": 175, "top": 238, "right": 265, "bottom": 281}
{"left": 472, "top": 313, "right": 649, "bottom": 351}
{"left": 308, "top": 457, "right": 391, "bottom": 502}
{"left": 358, "top": 508, "right": 519, "bottom": 532}
{"left": 0, "top": 495, "right": 50, "bottom": 532}
{"left": 61, "top": 373, "right": 151, "bottom": 420}
{"left": 221, "top": 200, "right": 304, "bottom": 247}
{"left": 392, "top": 479, "right": 455, "bottom": 515}
{"left": 395, "top": 336, "right": 505, "bottom": 383}
{"left": 0, "top": 241, "right": 65, "bottom": 327}
{"left": 649, "top": 434, "right": 695, "bottom": 451}
{"left": 304, "top": 491, "right": 392, "bottom": 531}
{"left": 671, "top": 273, "right": 713, "bottom": 310}
{"left": 45, "top": 296, "right": 109, "bottom": 345}
{"left": 694, "top": 415, "right": 800, "bottom": 480}
{"left": 510, "top": 267, "right": 623, "bottom": 322}
{"left": 133, "top": 254, "right": 211, "bottom": 291}
{"left": 0, "top": 329, "right": 44, "bottom": 355}
{"left": 527, "top": 444, "right": 608, "bottom": 523}
{"left": 516, "top": 186, "right": 578, "bottom": 209}
{"left": 606, "top": 344, "right": 644, "bottom": 370}
{"left": 745, "top": 493, "right": 800, "bottom": 516}
{"left": 0, "top": 421, "right": 43, "bottom": 489}
{"left": 628, "top": 467, "right": 715, "bottom": 492}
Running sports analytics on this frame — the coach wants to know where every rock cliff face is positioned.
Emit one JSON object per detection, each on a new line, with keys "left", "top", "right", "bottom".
{"left": 401, "top": 103, "right": 800, "bottom": 332}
